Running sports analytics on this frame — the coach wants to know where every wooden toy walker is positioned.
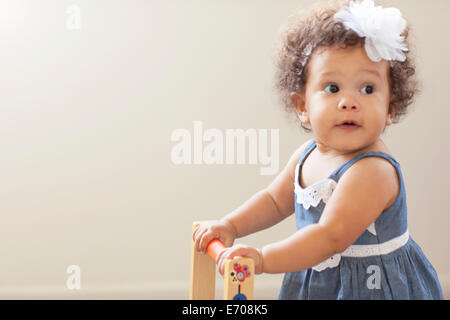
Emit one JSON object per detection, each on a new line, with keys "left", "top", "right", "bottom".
{"left": 190, "top": 222, "right": 255, "bottom": 300}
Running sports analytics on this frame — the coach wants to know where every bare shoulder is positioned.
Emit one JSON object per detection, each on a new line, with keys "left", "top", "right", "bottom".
{"left": 340, "top": 155, "right": 400, "bottom": 210}
{"left": 319, "top": 155, "right": 400, "bottom": 252}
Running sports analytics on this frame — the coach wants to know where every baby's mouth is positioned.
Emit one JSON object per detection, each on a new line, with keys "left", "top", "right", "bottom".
{"left": 336, "top": 121, "right": 361, "bottom": 129}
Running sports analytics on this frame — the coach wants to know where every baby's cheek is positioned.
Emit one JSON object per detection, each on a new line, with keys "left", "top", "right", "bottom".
{"left": 310, "top": 111, "right": 332, "bottom": 130}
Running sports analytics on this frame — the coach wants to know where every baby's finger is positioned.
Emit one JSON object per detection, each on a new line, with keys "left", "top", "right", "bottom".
{"left": 215, "top": 247, "right": 227, "bottom": 264}
{"left": 199, "top": 231, "right": 217, "bottom": 253}
{"left": 227, "top": 245, "right": 250, "bottom": 260}
{"left": 217, "top": 248, "right": 231, "bottom": 276}
{"left": 194, "top": 228, "right": 207, "bottom": 252}
{"left": 221, "top": 236, "right": 234, "bottom": 248}
{"left": 218, "top": 255, "right": 226, "bottom": 276}
{"left": 192, "top": 224, "right": 201, "bottom": 241}
{"left": 220, "top": 247, "right": 242, "bottom": 276}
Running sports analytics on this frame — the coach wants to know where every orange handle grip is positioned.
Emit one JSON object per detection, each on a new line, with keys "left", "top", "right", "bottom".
{"left": 206, "top": 239, "right": 225, "bottom": 263}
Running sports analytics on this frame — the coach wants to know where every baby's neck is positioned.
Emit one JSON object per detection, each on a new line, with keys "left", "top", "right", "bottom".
{"left": 314, "top": 138, "right": 386, "bottom": 160}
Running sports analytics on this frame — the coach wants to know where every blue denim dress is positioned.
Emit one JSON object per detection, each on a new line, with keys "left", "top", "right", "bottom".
{"left": 278, "top": 140, "right": 443, "bottom": 300}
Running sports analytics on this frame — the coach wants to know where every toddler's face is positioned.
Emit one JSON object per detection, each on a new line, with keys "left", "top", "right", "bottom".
{"left": 292, "top": 44, "right": 393, "bottom": 153}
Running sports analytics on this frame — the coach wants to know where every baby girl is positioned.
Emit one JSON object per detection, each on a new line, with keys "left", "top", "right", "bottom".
{"left": 193, "top": 0, "right": 443, "bottom": 299}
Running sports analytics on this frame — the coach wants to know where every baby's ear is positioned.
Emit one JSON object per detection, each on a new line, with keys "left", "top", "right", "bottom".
{"left": 290, "top": 92, "right": 310, "bottom": 124}
{"left": 386, "top": 112, "right": 394, "bottom": 126}
{"left": 387, "top": 95, "right": 399, "bottom": 125}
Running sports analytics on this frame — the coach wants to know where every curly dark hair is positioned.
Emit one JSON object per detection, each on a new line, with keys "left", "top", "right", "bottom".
{"left": 273, "top": 0, "right": 419, "bottom": 132}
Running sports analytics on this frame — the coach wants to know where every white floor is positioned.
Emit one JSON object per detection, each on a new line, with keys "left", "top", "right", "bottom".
{"left": 0, "top": 276, "right": 448, "bottom": 300}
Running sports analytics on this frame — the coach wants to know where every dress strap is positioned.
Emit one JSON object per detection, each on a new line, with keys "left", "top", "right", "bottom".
{"left": 298, "top": 140, "right": 317, "bottom": 168}
{"left": 333, "top": 151, "right": 401, "bottom": 180}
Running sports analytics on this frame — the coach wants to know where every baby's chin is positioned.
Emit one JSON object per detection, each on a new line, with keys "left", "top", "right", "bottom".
{"left": 319, "top": 136, "right": 377, "bottom": 155}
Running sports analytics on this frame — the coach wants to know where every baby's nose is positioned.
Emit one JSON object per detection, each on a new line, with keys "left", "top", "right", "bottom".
{"left": 337, "top": 95, "right": 360, "bottom": 111}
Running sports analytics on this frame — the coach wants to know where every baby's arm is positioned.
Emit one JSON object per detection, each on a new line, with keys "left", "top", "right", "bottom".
{"left": 261, "top": 156, "right": 398, "bottom": 273}
{"left": 223, "top": 138, "right": 314, "bottom": 238}
{"left": 218, "top": 156, "right": 398, "bottom": 274}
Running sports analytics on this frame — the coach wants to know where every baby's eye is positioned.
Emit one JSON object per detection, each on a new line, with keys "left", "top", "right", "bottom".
{"left": 324, "top": 84, "right": 339, "bottom": 94}
{"left": 361, "top": 85, "right": 374, "bottom": 95}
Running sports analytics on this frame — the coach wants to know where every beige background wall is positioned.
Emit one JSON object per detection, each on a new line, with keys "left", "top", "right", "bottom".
{"left": 1, "top": 0, "right": 449, "bottom": 299}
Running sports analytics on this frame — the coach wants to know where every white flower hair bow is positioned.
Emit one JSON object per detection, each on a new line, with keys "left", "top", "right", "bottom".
{"left": 333, "top": 0, "right": 408, "bottom": 62}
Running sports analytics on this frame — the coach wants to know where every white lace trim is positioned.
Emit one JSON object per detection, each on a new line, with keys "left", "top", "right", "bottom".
{"left": 312, "top": 230, "right": 410, "bottom": 272}
{"left": 294, "top": 163, "right": 337, "bottom": 210}
{"left": 295, "top": 163, "right": 378, "bottom": 237}
{"left": 367, "top": 222, "right": 377, "bottom": 236}
{"left": 312, "top": 254, "right": 341, "bottom": 272}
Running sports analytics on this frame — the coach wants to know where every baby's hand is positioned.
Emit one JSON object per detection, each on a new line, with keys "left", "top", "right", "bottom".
{"left": 193, "top": 219, "right": 237, "bottom": 254}
{"left": 216, "top": 244, "right": 263, "bottom": 276}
